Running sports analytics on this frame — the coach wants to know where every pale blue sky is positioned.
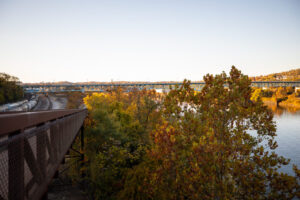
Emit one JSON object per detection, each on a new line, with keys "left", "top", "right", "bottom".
{"left": 0, "top": 0, "right": 300, "bottom": 83}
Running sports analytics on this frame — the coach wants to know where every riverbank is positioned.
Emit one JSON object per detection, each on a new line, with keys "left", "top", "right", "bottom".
{"left": 279, "top": 95, "right": 300, "bottom": 109}
{"left": 262, "top": 96, "right": 300, "bottom": 112}
{"left": 261, "top": 97, "right": 277, "bottom": 105}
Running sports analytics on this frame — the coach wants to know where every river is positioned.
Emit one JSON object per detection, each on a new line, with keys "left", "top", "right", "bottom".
{"left": 269, "top": 106, "right": 300, "bottom": 175}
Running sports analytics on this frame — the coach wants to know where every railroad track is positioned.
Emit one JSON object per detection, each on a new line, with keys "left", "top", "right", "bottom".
{"left": 32, "top": 95, "right": 52, "bottom": 111}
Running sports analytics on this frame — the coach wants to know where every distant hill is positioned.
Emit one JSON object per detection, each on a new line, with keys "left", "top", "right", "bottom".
{"left": 251, "top": 68, "right": 300, "bottom": 81}
{"left": 23, "top": 80, "right": 204, "bottom": 86}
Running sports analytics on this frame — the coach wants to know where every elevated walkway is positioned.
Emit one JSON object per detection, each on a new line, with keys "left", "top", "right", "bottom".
{"left": 0, "top": 109, "right": 87, "bottom": 200}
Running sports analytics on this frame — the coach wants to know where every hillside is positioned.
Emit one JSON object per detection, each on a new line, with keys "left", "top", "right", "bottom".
{"left": 251, "top": 68, "right": 300, "bottom": 81}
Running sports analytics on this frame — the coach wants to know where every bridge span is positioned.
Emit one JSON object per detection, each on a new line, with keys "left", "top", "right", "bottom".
{"left": 0, "top": 109, "right": 87, "bottom": 200}
{"left": 22, "top": 81, "right": 300, "bottom": 93}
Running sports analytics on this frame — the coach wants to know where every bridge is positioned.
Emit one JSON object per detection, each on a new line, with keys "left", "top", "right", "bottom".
{"left": 22, "top": 81, "right": 300, "bottom": 93}
{"left": 0, "top": 109, "right": 87, "bottom": 200}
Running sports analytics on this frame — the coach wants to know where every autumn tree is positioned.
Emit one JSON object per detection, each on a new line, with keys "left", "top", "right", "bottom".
{"left": 261, "top": 89, "right": 273, "bottom": 97}
{"left": 66, "top": 91, "right": 86, "bottom": 109}
{"left": 251, "top": 88, "right": 262, "bottom": 102}
{"left": 274, "top": 87, "right": 287, "bottom": 99}
{"left": 74, "top": 89, "right": 162, "bottom": 199}
{"left": 296, "top": 90, "right": 300, "bottom": 97}
{"left": 286, "top": 86, "right": 294, "bottom": 95}
{"left": 121, "top": 66, "right": 300, "bottom": 199}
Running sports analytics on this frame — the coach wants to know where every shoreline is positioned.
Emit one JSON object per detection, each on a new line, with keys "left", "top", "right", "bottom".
{"left": 262, "top": 97, "right": 300, "bottom": 113}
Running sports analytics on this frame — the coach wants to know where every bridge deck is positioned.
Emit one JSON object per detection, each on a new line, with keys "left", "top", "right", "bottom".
{"left": 22, "top": 81, "right": 300, "bottom": 93}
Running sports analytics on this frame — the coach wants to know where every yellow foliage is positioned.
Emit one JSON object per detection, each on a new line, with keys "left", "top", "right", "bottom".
{"left": 251, "top": 89, "right": 262, "bottom": 102}
{"left": 83, "top": 92, "right": 108, "bottom": 110}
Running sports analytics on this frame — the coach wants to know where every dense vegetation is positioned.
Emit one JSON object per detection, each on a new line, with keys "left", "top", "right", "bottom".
{"left": 66, "top": 91, "right": 86, "bottom": 109}
{"left": 252, "top": 86, "right": 300, "bottom": 111}
{"left": 251, "top": 68, "right": 300, "bottom": 81}
{"left": 70, "top": 67, "right": 300, "bottom": 199}
{"left": 0, "top": 73, "right": 24, "bottom": 105}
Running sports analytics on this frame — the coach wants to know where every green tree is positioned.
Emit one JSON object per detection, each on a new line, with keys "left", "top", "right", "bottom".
{"left": 122, "top": 66, "right": 300, "bottom": 199}
{"left": 0, "top": 73, "right": 24, "bottom": 104}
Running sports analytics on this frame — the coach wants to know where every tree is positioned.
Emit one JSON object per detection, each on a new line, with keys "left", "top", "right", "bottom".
{"left": 0, "top": 73, "right": 24, "bottom": 104}
{"left": 74, "top": 89, "right": 162, "bottom": 199}
{"left": 122, "top": 66, "right": 300, "bottom": 199}
{"left": 66, "top": 91, "right": 86, "bottom": 109}
{"left": 286, "top": 86, "right": 294, "bottom": 95}
{"left": 275, "top": 87, "right": 287, "bottom": 99}
{"left": 251, "top": 88, "right": 262, "bottom": 102}
{"left": 261, "top": 89, "right": 273, "bottom": 97}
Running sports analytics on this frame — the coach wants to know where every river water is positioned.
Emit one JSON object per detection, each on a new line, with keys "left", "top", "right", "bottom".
{"left": 270, "top": 106, "right": 300, "bottom": 175}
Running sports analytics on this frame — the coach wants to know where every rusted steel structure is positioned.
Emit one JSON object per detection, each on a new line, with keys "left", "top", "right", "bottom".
{"left": 0, "top": 109, "right": 87, "bottom": 200}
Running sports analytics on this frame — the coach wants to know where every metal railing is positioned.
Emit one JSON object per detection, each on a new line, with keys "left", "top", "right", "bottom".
{"left": 0, "top": 109, "right": 87, "bottom": 200}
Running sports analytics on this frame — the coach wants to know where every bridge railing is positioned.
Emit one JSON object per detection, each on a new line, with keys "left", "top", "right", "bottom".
{"left": 0, "top": 109, "right": 87, "bottom": 200}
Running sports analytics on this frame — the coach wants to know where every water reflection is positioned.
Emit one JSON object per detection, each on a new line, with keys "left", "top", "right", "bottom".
{"left": 264, "top": 102, "right": 300, "bottom": 116}
{"left": 266, "top": 104, "right": 300, "bottom": 175}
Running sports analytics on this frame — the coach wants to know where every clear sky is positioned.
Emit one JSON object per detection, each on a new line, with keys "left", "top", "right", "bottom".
{"left": 0, "top": 0, "right": 300, "bottom": 83}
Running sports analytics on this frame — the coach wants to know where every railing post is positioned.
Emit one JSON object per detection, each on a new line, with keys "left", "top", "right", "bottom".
{"left": 50, "top": 124, "right": 58, "bottom": 163}
{"left": 80, "top": 125, "right": 85, "bottom": 178}
{"left": 37, "top": 129, "right": 47, "bottom": 177}
{"left": 8, "top": 132, "right": 24, "bottom": 200}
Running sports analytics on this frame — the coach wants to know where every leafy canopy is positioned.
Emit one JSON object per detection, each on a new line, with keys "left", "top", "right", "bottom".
{"left": 71, "top": 67, "right": 300, "bottom": 200}
{"left": 121, "top": 66, "right": 300, "bottom": 200}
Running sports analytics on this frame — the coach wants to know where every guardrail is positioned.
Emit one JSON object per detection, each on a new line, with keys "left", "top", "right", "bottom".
{"left": 0, "top": 109, "right": 87, "bottom": 200}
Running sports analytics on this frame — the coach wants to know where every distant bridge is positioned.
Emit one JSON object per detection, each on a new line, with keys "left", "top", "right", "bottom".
{"left": 22, "top": 81, "right": 300, "bottom": 93}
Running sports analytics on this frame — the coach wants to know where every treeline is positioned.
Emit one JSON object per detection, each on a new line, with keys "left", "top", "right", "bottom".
{"left": 252, "top": 87, "right": 300, "bottom": 110}
{"left": 0, "top": 73, "right": 24, "bottom": 105}
{"left": 67, "top": 67, "right": 300, "bottom": 199}
{"left": 251, "top": 68, "right": 300, "bottom": 81}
